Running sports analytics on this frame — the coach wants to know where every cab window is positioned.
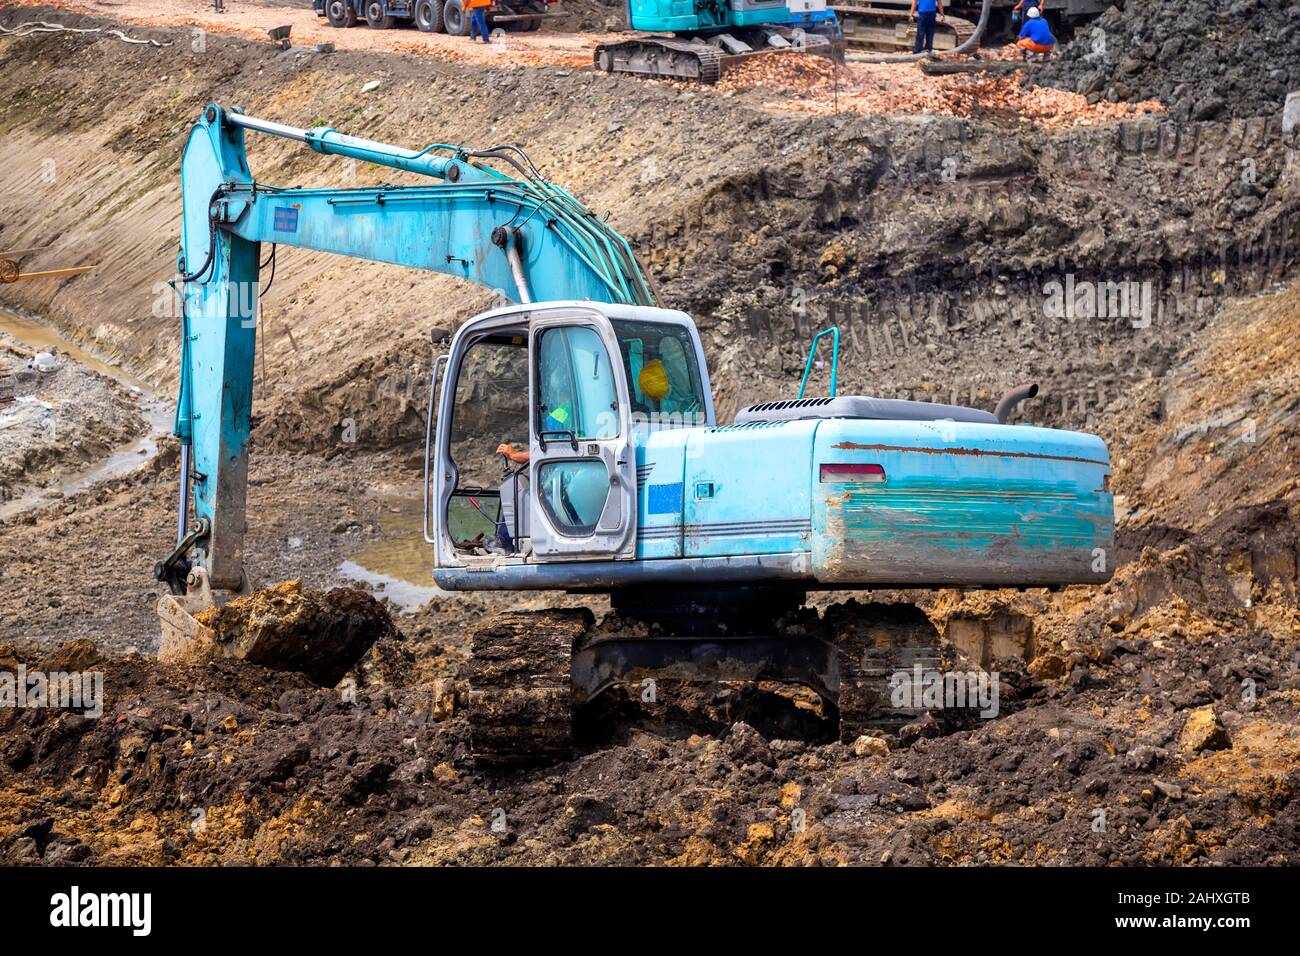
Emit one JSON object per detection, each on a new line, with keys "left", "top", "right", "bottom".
{"left": 536, "top": 325, "right": 619, "bottom": 440}
{"left": 611, "top": 319, "right": 706, "bottom": 424}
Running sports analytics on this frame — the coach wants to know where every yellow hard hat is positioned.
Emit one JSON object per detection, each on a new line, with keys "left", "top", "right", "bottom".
{"left": 639, "top": 359, "right": 670, "bottom": 401}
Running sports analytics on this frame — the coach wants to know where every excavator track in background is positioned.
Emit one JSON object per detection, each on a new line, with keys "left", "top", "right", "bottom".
{"left": 594, "top": 30, "right": 840, "bottom": 84}
{"left": 833, "top": 5, "right": 977, "bottom": 52}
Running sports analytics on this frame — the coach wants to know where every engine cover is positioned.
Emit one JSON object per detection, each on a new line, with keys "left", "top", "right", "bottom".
{"left": 734, "top": 395, "right": 999, "bottom": 426}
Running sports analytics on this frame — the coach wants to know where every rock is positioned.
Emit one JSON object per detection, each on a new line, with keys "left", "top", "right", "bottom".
{"left": 431, "top": 678, "right": 459, "bottom": 721}
{"left": 361, "top": 80, "right": 381, "bottom": 93}
{"left": 37, "top": 639, "right": 102, "bottom": 674}
{"left": 1153, "top": 779, "right": 1184, "bottom": 799}
{"left": 1177, "top": 705, "right": 1230, "bottom": 753}
{"left": 1191, "top": 95, "right": 1226, "bottom": 121}
{"left": 851, "top": 734, "right": 890, "bottom": 758}
{"left": 1125, "top": 744, "right": 1167, "bottom": 771}
{"left": 899, "top": 712, "right": 940, "bottom": 747}
{"left": 4, "top": 836, "right": 39, "bottom": 862}
{"left": 725, "top": 721, "right": 774, "bottom": 767}
{"left": 393, "top": 757, "right": 427, "bottom": 784}
{"left": 1283, "top": 91, "right": 1300, "bottom": 134}
{"left": 1231, "top": 195, "right": 1262, "bottom": 219}
{"left": 4, "top": 816, "right": 54, "bottom": 855}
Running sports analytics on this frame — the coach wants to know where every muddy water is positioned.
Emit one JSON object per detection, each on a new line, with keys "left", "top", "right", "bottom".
{"left": 0, "top": 307, "right": 172, "bottom": 519}
{"left": 338, "top": 499, "right": 447, "bottom": 612}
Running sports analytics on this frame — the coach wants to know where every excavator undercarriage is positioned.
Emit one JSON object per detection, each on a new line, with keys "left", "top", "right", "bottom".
{"left": 833, "top": 4, "right": 977, "bottom": 53}
{"left": 464, "top": 590, "right": 946, "bottom": 764}
{"left": 594, "top": 28, "right": 842, "bottom": 83}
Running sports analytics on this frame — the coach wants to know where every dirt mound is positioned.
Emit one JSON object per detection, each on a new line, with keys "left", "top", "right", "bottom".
{"left": 172, "top": 579, "right": 398, "bottom": 686}
{"left": 1034, "top": 0, "right": 1299, "bottom": 119}
{"left": 3, "top": 565, "right": 1298, "bottom": 866}
{"left": 0, "top": 643, "right": 461, "bottom": 865}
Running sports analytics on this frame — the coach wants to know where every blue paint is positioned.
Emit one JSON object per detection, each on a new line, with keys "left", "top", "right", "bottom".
{"left": 647, "top": 482, "right": 682, "bottom": 514}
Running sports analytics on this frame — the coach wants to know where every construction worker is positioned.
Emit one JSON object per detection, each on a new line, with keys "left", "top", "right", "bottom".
{"left": 466, "top": 0, "right": 492, "bottom": 43}
{"left": 1011, "top": 0, "right": 1045, "bottom": 26}
{"left": 1016, "top": 6, "right": 1055, "bottom": 61}
{"left": 909, "top": 0, "right": 944, "bottom": 55}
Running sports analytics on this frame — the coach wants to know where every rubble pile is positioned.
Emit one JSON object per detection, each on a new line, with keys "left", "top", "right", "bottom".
{"left": 716, "top": 53, "right": 1163, "bottom": 126}
{"left": 1035, "top": 0, "right": 1300, "bottom": 119}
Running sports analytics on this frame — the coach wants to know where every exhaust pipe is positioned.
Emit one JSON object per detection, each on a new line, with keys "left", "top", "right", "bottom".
{"left": 995, "top": 383, "right": 1039, "bottom": 424}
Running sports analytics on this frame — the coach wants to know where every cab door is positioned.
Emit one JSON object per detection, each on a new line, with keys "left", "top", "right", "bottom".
{"left": 528, "top": 310, "right": 637, "bottom": 560}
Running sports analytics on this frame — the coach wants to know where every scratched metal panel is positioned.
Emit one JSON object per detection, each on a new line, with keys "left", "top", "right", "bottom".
{"left": 633, "top": 427, "right": 689, "bottom": 559}
{"left": 681, "top": 420, "right": 816, "bottom": 558}
{"left": 811, "top": 420, "right": 1114, "bottom": 586}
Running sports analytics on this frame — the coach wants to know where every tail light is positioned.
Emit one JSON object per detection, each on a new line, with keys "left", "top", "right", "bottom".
{"left": 820, "top": 463, "right": 886, "bottom": 483}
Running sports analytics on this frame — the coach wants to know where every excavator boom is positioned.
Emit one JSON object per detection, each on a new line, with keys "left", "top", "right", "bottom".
{"left": 163, "top": 104, "right": 653, "bottom": 591}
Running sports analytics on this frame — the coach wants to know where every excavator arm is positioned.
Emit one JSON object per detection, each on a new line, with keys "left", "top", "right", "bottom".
{"left": 160, "top": 103, "right": 654, "bottom": 593}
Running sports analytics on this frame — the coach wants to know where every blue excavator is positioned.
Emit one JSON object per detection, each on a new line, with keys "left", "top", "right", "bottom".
{"left": 314, "top": 0, "right": 843, "bottom": 83}
{"left": 593, "top": 0, "right": 844, "bottom": 82}
{"left": 157, "top": 105, "right": 1114, "bottom": 761}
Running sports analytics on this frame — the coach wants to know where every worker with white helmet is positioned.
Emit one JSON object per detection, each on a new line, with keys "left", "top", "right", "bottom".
{"left": 1017, "top": 5, "right": 1056, "bottom": 61}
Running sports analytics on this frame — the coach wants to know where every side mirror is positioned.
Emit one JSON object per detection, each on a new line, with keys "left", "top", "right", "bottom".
{"left": 430, "top": 327, "right": 451, "bottom": 348}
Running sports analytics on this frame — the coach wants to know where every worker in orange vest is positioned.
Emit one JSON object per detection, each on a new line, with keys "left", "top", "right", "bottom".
{"left": 466, "top": 0, "right": 492, "bottom": 43}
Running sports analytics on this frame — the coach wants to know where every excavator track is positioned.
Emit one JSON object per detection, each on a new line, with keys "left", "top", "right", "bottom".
{"left": 827, "top": 602, "right": 945, "bottom": 739}
{"left": 594, "top": 30, "right": 840, "bottom": 84}
{"left": 465, "top": 608, "right": 592, "bottom": 766}
{"left": 593, "top": 37, "right": 724, "bottom": 83}
{"left": 834, "top": 5, "right": 978, "bottom": 53}
{"left": 465, "top": 599, "right": 945, "bottom": 762}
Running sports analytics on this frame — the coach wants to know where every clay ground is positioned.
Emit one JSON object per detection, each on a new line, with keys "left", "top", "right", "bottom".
{"left": 0, "top": 1, "right": 1298, "bottom": 865}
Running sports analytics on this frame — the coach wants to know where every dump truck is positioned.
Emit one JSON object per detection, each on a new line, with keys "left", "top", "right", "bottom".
{"left": 314, "top": 0, "right": 561, "bottom": 34}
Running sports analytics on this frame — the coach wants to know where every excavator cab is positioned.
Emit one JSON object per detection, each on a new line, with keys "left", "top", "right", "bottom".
{"left": 426, "top": 302, "right": 715, "bottom": 571}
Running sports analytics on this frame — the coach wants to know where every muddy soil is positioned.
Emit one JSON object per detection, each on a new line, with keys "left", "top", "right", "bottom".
{"left": 0, "top": 323, "right": 147, "bottom": 508}
{"left": 2, "top": 6, "right": 1295, "bottom": 443}
{"left": 0, "top": 5, "right": 1298, "bottom": 865}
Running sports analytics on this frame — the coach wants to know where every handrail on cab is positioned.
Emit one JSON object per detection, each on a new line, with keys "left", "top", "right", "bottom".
{"left": 798, "top": 326, "right": 840, "bottom": 399}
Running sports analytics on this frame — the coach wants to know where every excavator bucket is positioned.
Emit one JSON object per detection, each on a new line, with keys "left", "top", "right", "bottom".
{"left": 157, "top": 574, "right": 396, "bottom": 687}
{"left": 155, "top": 569, "right": 229, "bottom": 666}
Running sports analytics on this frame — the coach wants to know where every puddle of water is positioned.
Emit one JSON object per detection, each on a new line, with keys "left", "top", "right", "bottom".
{"left": 0, "top": 308, "right": 172, "bottom": 520}
{"left": 0, "top": 308, "right": 150, "bottom": 391}
{"left": 337, "top": 504, "right": 449, "bottom": 613}
{"left": 336, "top": 560, "right": 445, "bottom": 614}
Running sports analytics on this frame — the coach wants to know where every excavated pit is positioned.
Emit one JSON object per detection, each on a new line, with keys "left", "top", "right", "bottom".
{"left": 0, "top": 4, "right": 1298, "bottom": 865}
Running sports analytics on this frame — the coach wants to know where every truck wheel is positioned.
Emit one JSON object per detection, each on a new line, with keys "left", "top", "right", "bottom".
{"left": 443, "top": 0, "right": 469, "bottom": 36}
{"left": 414, "top": 0, "right": 444, "bottom": 31}
{"left": 525, "top": 15, "right": 541, "bottom": 30}
{"left": 326, "top": 0, "right": 358, "bottom": 27}
{"left": 364, "top": 1, "right": 397, "bottom": 28}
